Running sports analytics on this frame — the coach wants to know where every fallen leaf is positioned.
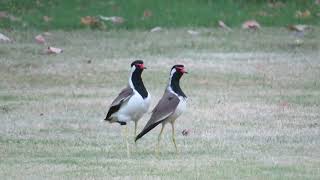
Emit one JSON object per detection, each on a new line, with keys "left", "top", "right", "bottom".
{"left": 268, "top": 1, "right": 285, "bottom": 8}
{"left": 182, "top": 129, "right": 191, "bottom": 136}
{"left": 187, "top": 30, "right": 200, "bottom": 35}
{"left": 288, "top": 24, "right": 310, "bottom": 32}
{"left": 47, "top": 46, "right": 63, "bottom": 54}
{"left": 43, "top": 16, "right": 52, "bottom": 22}
{"left": 0, "top": 11, "right": 20, "bottom": 21}
{"left": 143, "top": 9, "right": 153, "bottom": 19}
{"left": 35, "top": 34, "right": 46, "bottom": 44}
{"left": 99, "top": 15, "right": 124, "bottom": 24}
{"left": 0, "top": 11, "right": 7, "bottom": 19}
{"left": 218, "top": 20, "right": 232, "bottom": 31}
{"left": 81, "top": 16, "right": 99, "bottom": 26}
{"left": 0, "top": 33, "right": 11, "bottom": 42}
{"left": 295, "top": 10, "right": 311, "bottom": 18}
{"left": 242, "top": 20, "right": 261, "bottom": 30}
{"left": 150, "top": 26, "right": 162, "bottom": 32}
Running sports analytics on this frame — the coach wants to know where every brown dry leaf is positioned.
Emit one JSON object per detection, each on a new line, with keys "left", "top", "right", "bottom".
{"left": 182, "top": 129, "right": 191, "bottom": 136}
{"left": 295, "top": 10, "right": 311, "bottom": 18}
{"left": 0, "top": 11, "right": 8, "bottom": 19}
{"left": 268, "top": 1, "right": 285, "bottom": 8}
{"left": 47, "top": 46, "right": 63, "bottom": 54}
{"left": 35, "top": 34, "right": 46, "bottom": 44}
{"left": 218, "top": 20, "right": 232, "bottom": 31}
{"left": 81, "top": 16, "right": 99, "bottom": 26}
{"left": 43, "top": 16, "right": 52, "bottom": 22}
{"left": 0, "top": 11, "right": 20, "bottom": 21}
{"left": 242, "top": 20, "right": 261, "bottom": 30}
{"left": 143, "top": 9, "right": 153, "bottom": 19}
{"left": 287, "top": 24, "right": 310, "bottom": 32}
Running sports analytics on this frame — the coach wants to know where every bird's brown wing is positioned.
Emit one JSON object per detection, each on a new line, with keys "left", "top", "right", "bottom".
{"left": 135, "top": 90, "right": 179, "bottom": 141}
{"left": 105, "top": 86, "right": 133, "bottom": 120}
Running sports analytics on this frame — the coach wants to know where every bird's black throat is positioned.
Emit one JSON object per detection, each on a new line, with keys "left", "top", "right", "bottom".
{"left": 170, "top": 72, "right": 187, "bottom": 98}
{"left": 131, "top": 69, "right": 148, "bottom": 99}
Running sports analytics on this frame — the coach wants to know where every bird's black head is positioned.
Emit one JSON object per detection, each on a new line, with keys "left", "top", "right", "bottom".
{"left": 130, "top": 60, "right": 148, "bottom": 98}
{"left": 169, "top": 64, "right": 187, "bottom": 98}
{"left": 131, "top": 60, "right": 146, "bottom": 70}
{"left": 171, "top": 64, "right": 187, "bottom": 75}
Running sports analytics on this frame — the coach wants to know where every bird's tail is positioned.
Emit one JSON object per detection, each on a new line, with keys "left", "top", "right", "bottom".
{"left": 135, "top": 121, "right": 163, "bottom": 142}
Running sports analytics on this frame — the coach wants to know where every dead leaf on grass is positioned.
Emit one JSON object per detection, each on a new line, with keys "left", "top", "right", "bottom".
{"left": 81, "top": 16, "right": 99, "bottom": 26}
{"left": 218, "top": 20, "right": 232, "bottom": 31}
{"left": 0, "top": 33, "right": 11, "bottom": 42}
{"left": 43, "top": 16, "right": 52, "bottom": 22}
{"left": 242, "top": 20, "right": 261, "bottom": 30}
{"left": 35, "top": 34, "right": 46, "bottom": 44}
{"left": 295, "top": 10, "right": 311, "bottom": 18}
{"left": 47, "top": 46, "right": 63, "bottom": 54}
{"left": 150, "top": 26, "right": 162, "bottom": 32}
{"left": 268, "top": 1, "right": 286, "bottom": 8}
{"left": 187, "top": 30, "right": 200, "bottom": 35}
{"left": 287, "top": 24, "right": 310, "bottom": 32}
{"left": 182, "top": 129, "right": 191, "bottom": 136}
{"left": 99, "top": 15, "right": 124, "bottom": 24}
{"left": 142, "top": 9, "right": 153, "bottom": 20}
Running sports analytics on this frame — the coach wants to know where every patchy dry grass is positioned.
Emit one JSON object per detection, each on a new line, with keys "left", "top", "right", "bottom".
{"left": 0, "top": 28, "right": 320, "bottom": 179}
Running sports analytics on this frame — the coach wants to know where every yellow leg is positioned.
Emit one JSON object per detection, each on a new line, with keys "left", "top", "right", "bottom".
{"left": 171, "top": 123, "right": 178, "bottom": 153}
{"left": 156, "top": 124, "right": 165, "bottom": 155}
{"left": 125, "top": 125, "right": 130, "bottom": 158}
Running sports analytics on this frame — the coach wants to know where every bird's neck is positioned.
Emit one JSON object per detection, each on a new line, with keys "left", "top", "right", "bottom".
{"left": 130, "top": 69, "right": 148, "bottom": 99}
{"left": 169, "top": 72, "right": 186, "bottom": 98}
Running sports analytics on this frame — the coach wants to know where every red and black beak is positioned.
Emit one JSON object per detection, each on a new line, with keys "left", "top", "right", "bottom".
{"left": 137, "top": 64, "right": 147, "bottom": 69}
{"left": 177, "top": 67, "right": 188, "bottom": 74}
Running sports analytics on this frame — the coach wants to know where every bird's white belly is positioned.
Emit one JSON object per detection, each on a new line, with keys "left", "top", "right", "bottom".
{"left": 170, "top": 97, "right": 187, "bottom": 122}
{"left": 117, "top": 92, "right": 150, "bottom": 123}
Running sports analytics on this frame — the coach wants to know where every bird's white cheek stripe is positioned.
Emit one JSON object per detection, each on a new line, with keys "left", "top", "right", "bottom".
{"left": 129, "top": 66, "right": 136, "bottom": 88}
{"left": 168, "top": 69, "right": 176, "bottom": 86}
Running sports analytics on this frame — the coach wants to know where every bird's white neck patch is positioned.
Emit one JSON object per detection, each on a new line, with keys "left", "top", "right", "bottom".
{"left": 168, "top": 68, "right": 176, "bottom": 86}
{"left": 167, "top": 68, "right": 177, "bottom": 95}
{"left": 129, "top": 66, "right": 136, "bottom": 89}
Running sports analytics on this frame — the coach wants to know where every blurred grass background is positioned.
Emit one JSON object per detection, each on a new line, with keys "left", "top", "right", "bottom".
{"left": 0, "top": 0, "right": 319, "bottom": 30}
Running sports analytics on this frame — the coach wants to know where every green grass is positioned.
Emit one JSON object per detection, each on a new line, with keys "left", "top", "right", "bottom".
{"left": 0, "top": 0, "right": 319, "bottom": 30}
{"left": 0, "top": 28, "right": 320, "bottom": 179}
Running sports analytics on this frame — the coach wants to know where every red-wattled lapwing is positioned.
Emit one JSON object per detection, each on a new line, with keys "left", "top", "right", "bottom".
{"left": 104, "top": 60, "right": 151, "bottom": 156}
{"left": 135, "top": 65, "right": 187, "bottom": 154}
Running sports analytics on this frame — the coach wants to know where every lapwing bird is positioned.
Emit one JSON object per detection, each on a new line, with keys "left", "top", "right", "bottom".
{"left": 104, "top": 60, "right": 151, "bottom": 156}
{"left": 135, "top": 65, "right": 187, "bottom": 154}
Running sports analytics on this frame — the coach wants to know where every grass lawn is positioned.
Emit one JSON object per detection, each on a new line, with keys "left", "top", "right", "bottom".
{"left": 0, "top": 27, "right": 320, "bottom": 179}
{"left": 0, "top": 0, "right": 319, "bottom": 30}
